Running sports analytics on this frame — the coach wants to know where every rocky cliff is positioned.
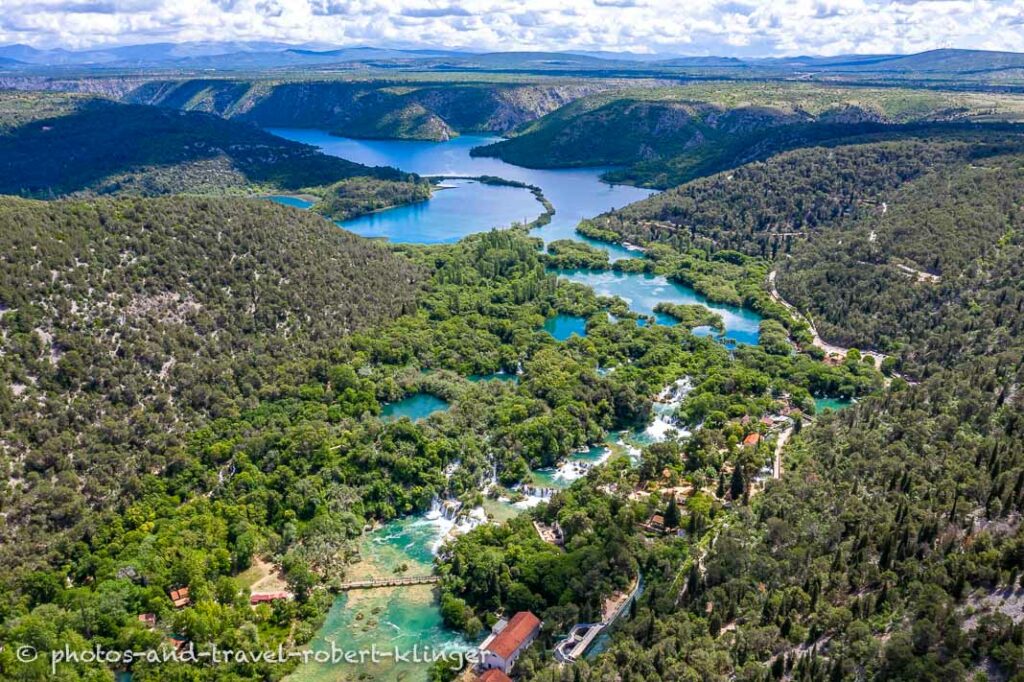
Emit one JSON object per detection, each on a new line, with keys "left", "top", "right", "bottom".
{"left": 122, "top": 79, "right": 611, "bottom": 140}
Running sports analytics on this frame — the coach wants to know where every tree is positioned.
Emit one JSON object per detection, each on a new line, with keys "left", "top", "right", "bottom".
{"left": 664, "top": 496, "right": 681, "bottom": 529}
{"left": 730, "top": 464, "right": 746, "bottom": 502}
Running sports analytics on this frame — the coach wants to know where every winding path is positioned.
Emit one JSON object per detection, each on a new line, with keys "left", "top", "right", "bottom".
{"left": 773, "top": 426, "right": 792, "bottom": 480}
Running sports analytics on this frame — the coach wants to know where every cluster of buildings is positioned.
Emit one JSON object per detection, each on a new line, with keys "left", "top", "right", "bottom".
{"left": 136, "top": 584, "right": 292, "bottom": 638}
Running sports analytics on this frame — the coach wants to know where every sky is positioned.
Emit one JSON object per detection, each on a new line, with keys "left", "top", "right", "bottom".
{"left": 3, "top": 0, "right": 1024, "bottom": 57}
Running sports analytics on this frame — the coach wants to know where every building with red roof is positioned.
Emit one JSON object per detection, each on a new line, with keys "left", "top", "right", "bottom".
{"left": 479, "top": 611, "right": 541, "bottom": 674}
{"left": 477, "top": 669, "right": 513, "bottom": 682}
{"left": 169, "top": 587, "right": 191, "bottom": 608}
{"left": 250, "top": 591, "right": 292, "bottom": 605}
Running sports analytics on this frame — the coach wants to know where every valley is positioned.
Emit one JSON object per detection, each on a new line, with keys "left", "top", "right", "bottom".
{"left": 1, "top": 41, "right": 1023, "bottom": 682}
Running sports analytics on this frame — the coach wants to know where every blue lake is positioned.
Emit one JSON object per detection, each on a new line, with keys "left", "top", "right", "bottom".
{"left": 266, "top": 129, "right": 655, "bottom": 260}
{"left": 266, "top": 129, "right": 761, "bottom": 344}
{"left": 380, "top": 394, "right": 450, "bottom": 422}
{"left": 267, "top": 194, "right": 314, "bottom": 209}
{"left": 558, "top": 269, "right": 762, "bottom": 346}
{"left": 343, "top": 178, "right": 542, "bottom": 244}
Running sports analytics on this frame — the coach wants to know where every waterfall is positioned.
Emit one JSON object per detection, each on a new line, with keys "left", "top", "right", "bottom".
{"left": 426, "top": 496, "right": 443, "bottom": 520}
{"left": 520, "top": 484, "right": 553, "bottom": 499}
{"left": 441, "top": 499, "right": 462, "bottom": 520}
{"left": 646, "top": 377, "right": 693, "bottom": 442}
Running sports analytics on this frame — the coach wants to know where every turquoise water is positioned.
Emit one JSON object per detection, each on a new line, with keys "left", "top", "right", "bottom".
{"left": 342, "top": 178, "right": 542, "bottom": 244}
{"left": 814, "top": 396, "right": 853, "bottom": 413}
{"left": 543, "top": 314, "right": 588, "bottom": 341}
{"left": 267, "top": 194, "right": 315, "bottom": 209}
{"left": 266, "top": 130, "right": 654, "bottom": 260}
{"left": 558, "top": 269, "right": 761, "bottom": 346}
{"left": 380, "top": 394, "right": 450, "bottom": 422}
{"left": 290, "top": 514, "right": 470, "bottom": 682}
{"left": 268, "top": 130, "right": 762, "bottom": 678}
{"left": 531, "top": 444, "right": 612, "bottom": 489}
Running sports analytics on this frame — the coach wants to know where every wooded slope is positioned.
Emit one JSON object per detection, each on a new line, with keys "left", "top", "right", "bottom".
{"left": 0, "top": 196, "right": 424, "bottom": 571}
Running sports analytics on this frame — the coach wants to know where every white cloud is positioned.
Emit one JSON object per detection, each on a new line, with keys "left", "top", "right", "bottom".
{"left": 2, "top": 0, "right": 1024, "bottom": 55}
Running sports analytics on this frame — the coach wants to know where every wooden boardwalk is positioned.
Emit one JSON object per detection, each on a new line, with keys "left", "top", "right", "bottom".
{"left": 338, "top": 575, "right": 440, "bottom": 591}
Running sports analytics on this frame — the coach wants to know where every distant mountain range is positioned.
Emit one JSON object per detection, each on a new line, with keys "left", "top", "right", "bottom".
{"left": 0, "top": 41, "right": 473, "bottom": 69}
{"left": 2, "top": 42, "right": 1024, "bottom": 76}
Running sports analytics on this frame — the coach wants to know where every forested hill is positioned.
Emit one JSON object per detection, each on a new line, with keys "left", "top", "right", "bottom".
{"left": 580, "top": 131, "right": 1024, "bottom": 366}
{"left": 555, "top": 188, "right": 1024, "bottom": 680}
{"left": 123, "top": 78, "right": 612, "bottom": 141}
{"left": 582, "top": 132, "right": 1024, "bottom": 255}
{"left": 470, "top": 84, "right": 1024, "bottom": 187}
{"left": 776, "top": 155, "right": 1024, "bottom": 372}
{"left": 0, "top": 92, "right": 429, "bottom": 216}
{"left": 0, "top": 196, "right": 424, "bottom": 572}
{"left": 530, "top": 135, "right": 1024, "bottom": 682}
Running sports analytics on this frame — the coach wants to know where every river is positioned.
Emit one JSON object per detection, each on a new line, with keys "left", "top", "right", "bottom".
{"left": 266, "top": 130, "right": 653, "bottom": 259}
{"left": 268, "top": 129, "right": 762, "bottom": 345}
{"left": 267, "top": 128, "right": 761, "bottom": 681}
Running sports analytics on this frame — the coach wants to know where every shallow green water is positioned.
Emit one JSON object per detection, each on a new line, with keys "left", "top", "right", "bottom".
{"left": 380, "top": 394, "right": 450, "bottom": 422}
{"left": 814, "top": 396, "right": 854, "bottom": 413}
{"left": 530, "top": 444, "right": 611, "bottom": 489}
{"left": 267, "top": 194, "right": 315, "bottom": 209}
{"left": 289, "top": 515, "right": 471, "bottom": 682}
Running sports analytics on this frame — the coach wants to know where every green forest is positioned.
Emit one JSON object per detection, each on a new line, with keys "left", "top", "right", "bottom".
{"left": 0, "top": 203, "right": 884, "bottom": 680}
{"left": 0, "top": 92, "right": 431, "bottom": 217}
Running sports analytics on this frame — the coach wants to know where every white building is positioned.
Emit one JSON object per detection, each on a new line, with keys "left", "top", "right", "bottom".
{"left": 478, "top": 611, "right": 542, "bottom": 674}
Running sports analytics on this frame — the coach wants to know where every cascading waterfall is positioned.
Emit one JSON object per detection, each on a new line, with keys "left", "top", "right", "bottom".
{"left": 646, "top": 377, "right": 693, "bottom": 442}
{"left": 441, "top": 499, "right": 461, "bottom": 520}
{"left": 519, "top": 483, "right": 554, "bottom": 498}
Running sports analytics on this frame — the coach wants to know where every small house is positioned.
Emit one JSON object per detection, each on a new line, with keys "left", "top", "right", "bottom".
{"left": 640, "top": 514, "right": 666, "bottom": 534}
{"left": 250, "top": 591, "right": 291, "bottom": 605}
{"left": 169, "top": 587, "right": 191, "bottom": 608}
